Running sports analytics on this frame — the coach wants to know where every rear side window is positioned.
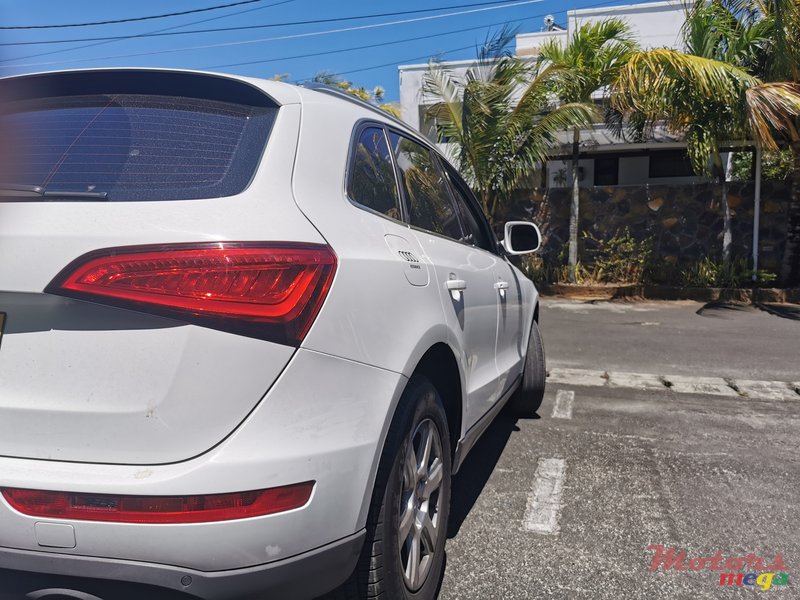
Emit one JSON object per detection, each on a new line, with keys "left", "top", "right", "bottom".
{"left": 1, "top": 94, "right": 277, "bottom": 201}
{"left": 347, "top": 126, "right": 402, "bottom": 221}
{"left": 388, "top": 132, "right": 463, "bottom": 241}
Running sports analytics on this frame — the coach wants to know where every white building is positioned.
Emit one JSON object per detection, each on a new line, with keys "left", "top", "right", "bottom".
{"left": 397, "top": 1, "right": 720, "bottom": 189}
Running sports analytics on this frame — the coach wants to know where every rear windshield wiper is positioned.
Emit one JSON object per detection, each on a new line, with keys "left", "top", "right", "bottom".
{"left": 0, "top": 184, "right": 109, "bottom": 201}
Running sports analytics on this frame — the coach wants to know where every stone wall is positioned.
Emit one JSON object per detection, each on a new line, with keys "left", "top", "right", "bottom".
{"left": 502, "top": 182, "right": 790, "bottom": 272}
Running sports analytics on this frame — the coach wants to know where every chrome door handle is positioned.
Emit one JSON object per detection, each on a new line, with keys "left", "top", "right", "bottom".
{"left": 494, "top": 281, "right": 509, "bottom": 290}
{"left": 445, "top": 279, "right": 467, "bottom": 291}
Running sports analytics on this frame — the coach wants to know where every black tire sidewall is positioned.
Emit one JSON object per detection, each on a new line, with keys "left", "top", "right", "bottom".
{"left": 507, "top": 319, "right": 546, "bottom": 416}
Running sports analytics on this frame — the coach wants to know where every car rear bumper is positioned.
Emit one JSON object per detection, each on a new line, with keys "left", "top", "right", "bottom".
{"left": 0, "top": 529, "right": 365, "bottom": 600}
{"left": 0, "top": 349, "right": 405, "bottom": 574}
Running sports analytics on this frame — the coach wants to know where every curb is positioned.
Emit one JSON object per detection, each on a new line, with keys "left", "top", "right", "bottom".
{"left": 539, "top": 284, "right": 800, "bottom": 303}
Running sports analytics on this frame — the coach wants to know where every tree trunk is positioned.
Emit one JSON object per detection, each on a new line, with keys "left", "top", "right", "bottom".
{"left": 568, "top": 127, "right": 580, "bottom": 283}
{"left": 779, "top": 140, "right": 800, "bottom": 286}
{"left": 721, "top": 179, "right": 731, "bottom": 263}
{"left": 713, "top": 152, "right": 732, "bottom": 264}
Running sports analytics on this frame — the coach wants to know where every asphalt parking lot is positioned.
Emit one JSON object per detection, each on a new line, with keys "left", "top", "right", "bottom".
{"left": 439, "top": 299, "right": 800, "bottom": 599}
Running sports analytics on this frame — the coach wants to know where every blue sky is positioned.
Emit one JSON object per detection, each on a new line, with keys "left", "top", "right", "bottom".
{"left": 0, "top": 0, "right": 658, "bottom": 101}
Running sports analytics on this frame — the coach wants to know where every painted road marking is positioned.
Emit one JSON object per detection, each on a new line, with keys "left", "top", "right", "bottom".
{"left": 548, "top": 368, "right": 800, "bottom": 400}
{"left": 548, "top": 367, "right": 607, "bottom": 387}
{"left": 608, "top": 371, "right": 665, "bottom": 391}
{"left": 552, "top": 390, "right": 574, "bottom": 419}
{"left": 734, "top": 380, "right": 799, "bottom": 402}
{"left": 665, "top": 375, "right": 739, "bottom": 397}
{"left": 523, "top": 458, "right": 566, "bottom": 535}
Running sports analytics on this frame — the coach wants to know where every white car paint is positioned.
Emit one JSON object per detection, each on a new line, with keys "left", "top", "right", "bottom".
{"left": 0, "top": 68, "right": 541, "bottom": 598}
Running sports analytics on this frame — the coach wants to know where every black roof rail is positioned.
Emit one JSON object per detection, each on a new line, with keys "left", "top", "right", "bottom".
{"left": 300, "top": 82, "right": 414, "bottom": 133}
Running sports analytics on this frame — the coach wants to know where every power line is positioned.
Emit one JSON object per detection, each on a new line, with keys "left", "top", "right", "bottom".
{"left": 212, "top": 0, "right": 634, "bottom": 71}
{"left": 0, "top": 0, "right": 299, "bottom": 65}
{"left": 209, "top": 17, "right": 528, "bottom": 69}
{"left": 0, "top": 0, "right": 524, "bottom": 47}
{"left": 0, "top": 0, "right": 267, "bottom": 30}
{"left": 286, "top": 0, "right": 629, "bottom": 81}
{"left": 3, "top": 0, "right": 543, "bottom": 69}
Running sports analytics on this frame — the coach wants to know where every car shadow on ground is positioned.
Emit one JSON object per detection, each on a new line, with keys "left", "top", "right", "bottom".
{"left": 447, "top": 411, "right": 535, "bottom": 539}
{"left": 695, "top": 301, "right": 757, "bottom": 318}
{"left": 696, "top": 300, "right": 800, "bottom": 321}
{"left": 754, "top": 302, "right": 800, "bottom": 321}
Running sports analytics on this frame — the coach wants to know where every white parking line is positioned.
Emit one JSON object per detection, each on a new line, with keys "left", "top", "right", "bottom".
{"left": 666, "top": 375, "right": 739, "bottom": 397}
{"left": 552, "top": 390, "right": 574, "bottom": 419}
{"left": 523, "top": 458, "right": 566, "bottom": 535}
{"left": 548, "top": 368, "right": 800, "bottom": 400}
{"left": 734, "top": 380, "right": 799, "bottom": 402}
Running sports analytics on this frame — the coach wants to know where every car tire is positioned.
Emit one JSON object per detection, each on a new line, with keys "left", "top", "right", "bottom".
{"left": 332, "top": 375, "right": 451, "bottom": 600}
{"left": 505, "top": 319, "right": 546, "bottom": 417}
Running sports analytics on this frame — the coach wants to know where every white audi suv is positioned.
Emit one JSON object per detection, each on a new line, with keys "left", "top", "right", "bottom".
{"left": 0, "top": 68, "right": 546, "bottom": 600}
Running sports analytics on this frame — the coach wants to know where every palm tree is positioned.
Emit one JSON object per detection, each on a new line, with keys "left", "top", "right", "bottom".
{"left": 312, "top": 72, "right": 401, "bottom": 117}
{"left": 745, "top": 0, "right": 800, "bottom": 284}
{"left": 611, "top": 2, "right": 800, "bottom": 280}
{"left": 537, "top": 19, "right": 638, "bottom": 282}
{"left": 422, "top": 32, "right": 597, "bottom": 226}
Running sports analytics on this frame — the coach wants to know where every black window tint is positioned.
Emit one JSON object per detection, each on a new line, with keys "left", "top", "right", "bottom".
{"left": 388, "top": 132, "right": 463, "bottom": 241}
{"left": 1, "top": 94, "right": 277, "bottom": 201}
{"left": 347, "top": 126, "right": 402, "bottom": 220}
{"left": 594, "top": 156, "right": 619, "bottom": 186}
{"left": 442, "top": 165, "right": 493, "bottom": 251}
{"left": 649, "top": 150, "right": 694, "bottom": 178}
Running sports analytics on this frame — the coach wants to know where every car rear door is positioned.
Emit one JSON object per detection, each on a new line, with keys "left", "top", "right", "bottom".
{"left": 386, "top": 131, "right": 502, "bottom": 428}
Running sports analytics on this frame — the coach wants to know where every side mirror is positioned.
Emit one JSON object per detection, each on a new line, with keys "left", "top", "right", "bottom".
{"left": 502, "top": 221, "right": 542, "bottom": 255}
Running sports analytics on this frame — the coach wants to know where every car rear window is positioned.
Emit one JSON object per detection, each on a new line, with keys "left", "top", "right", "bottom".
{"left": 1, "top": 93, "right": 277, "bottom": 201}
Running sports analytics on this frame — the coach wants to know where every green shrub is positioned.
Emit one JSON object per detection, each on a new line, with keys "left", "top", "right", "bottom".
{"left": 582, "top": 228, "right": 653, "bottom": 284}
{"left": 679, "top": 257, "right": 776, "bottom": 288}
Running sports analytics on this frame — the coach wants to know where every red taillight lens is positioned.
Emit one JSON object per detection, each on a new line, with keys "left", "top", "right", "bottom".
{"left": 46, "top": 243, "right": 336, "bottom": 345}
{"left": 1, "top": 482, "right": 314, "bottom": 524}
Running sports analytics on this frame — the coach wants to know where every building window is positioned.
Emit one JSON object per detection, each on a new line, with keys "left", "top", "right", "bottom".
{"left": 649, "top": 150, "right": 695, "bottom": 178}
{"left": 594, "top": 156, "right": 619, "bottom": 186}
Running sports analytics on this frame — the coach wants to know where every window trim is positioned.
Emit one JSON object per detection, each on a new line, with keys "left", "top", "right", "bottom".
{"left": 344, "top": 119, "right": 408, "bottom": 226}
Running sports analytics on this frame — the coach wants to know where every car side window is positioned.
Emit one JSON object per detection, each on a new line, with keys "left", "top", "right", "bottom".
{"left": 441, "top": 163, "right": 494, "bottom": 252}
{"left": 347, "top": 126, "right": 403, "bottom": 221}
{"left": 388, "top": 131, "right": 464, "bottom": 241}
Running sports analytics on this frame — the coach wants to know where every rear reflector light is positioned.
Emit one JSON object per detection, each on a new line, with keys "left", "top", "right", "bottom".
{"left": 1, "top": 482, "right": 314, "bottom": 524}
{"left": 45, "top": 243, "right": 336, "bottom": 345}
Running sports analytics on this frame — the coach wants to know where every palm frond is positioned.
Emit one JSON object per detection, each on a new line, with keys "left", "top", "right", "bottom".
{"left": 746, "top": 82, "right": 800, "bottom": 147}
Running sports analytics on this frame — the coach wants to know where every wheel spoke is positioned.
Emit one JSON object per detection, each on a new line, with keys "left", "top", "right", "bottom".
{"left": 398, "top": 503, "right": 415, "bottom": 546}
{"left": 420, "top": 512, "right": 438, "bottom": 550}
{"left": 406, "top": 531, "right": 421, "bottom": 588}
{"left": 418, "top": 423, "right": 433, "bottom": 478}
{"left": 422, "top": 458, "right": 443, "bottom": 499}
{"left": 403, "top": 442, "right": 417, "bottom": 489}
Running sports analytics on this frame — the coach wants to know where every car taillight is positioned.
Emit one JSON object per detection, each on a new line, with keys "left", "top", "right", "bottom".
{"left": 1, "top": 482, "right": 314, "bottom": 524}
{"left": 45, "top": 243, "right": 337, "bottom": 345}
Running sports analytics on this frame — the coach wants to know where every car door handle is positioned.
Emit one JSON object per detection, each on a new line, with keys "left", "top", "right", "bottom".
{"left": 494, "top": 281, "right": 509, "bottom": 290}
{"left": 445, "top": 279, "right": 467, "bottom": 291}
